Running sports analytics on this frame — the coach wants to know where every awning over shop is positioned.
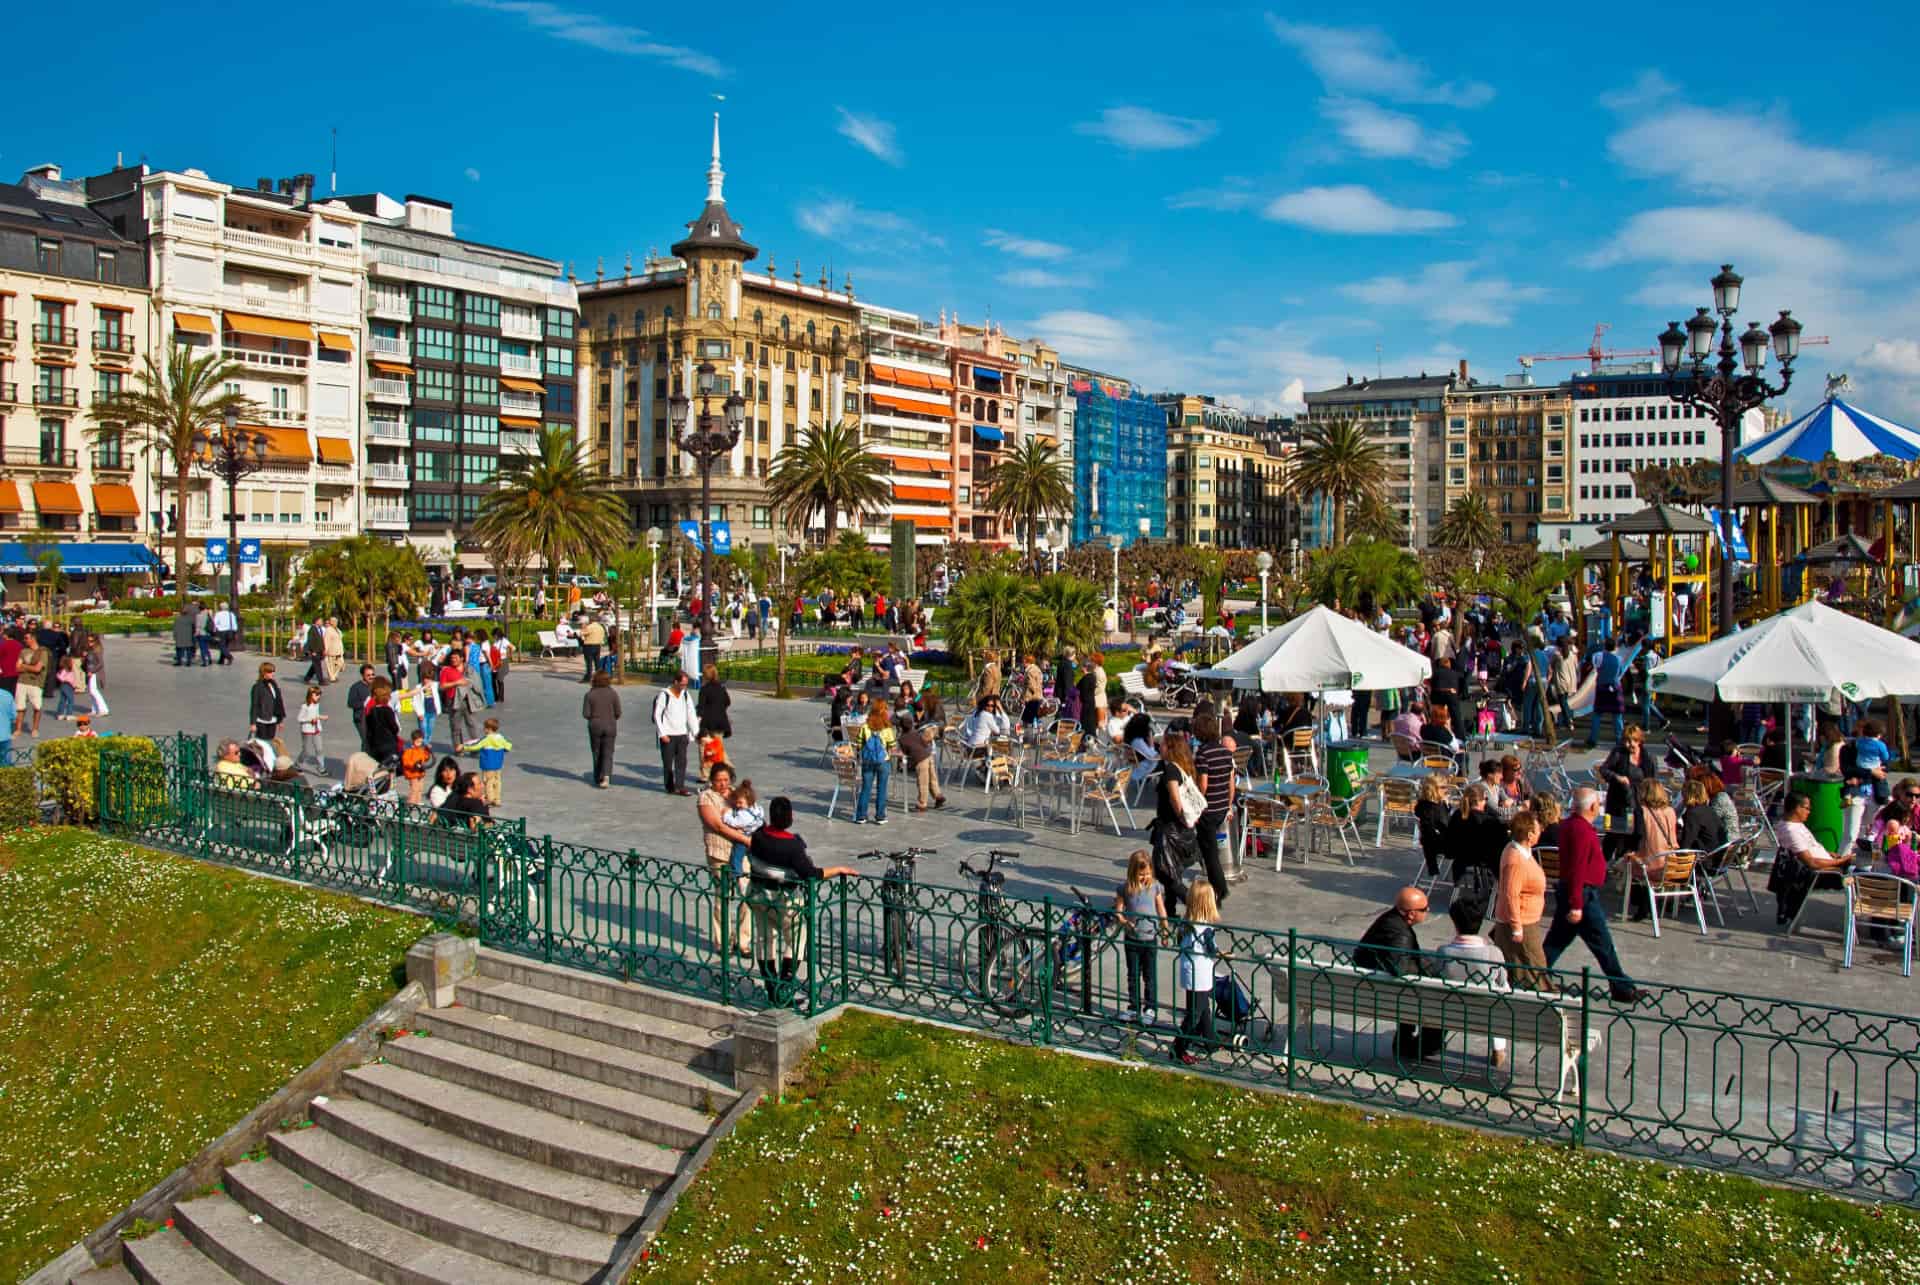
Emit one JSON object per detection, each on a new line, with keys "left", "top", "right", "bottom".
{"left": 0, "top": 541, "right": 160, "bottom": 575}
{"left": 0, "top": 482, "right": 19, "bottom": 513}
{"left": 499, "top": 415, "right": 541, "bottom": 429}
{"left": 869, "top": 391, "right": 954, "bottom": 419}
{"left": 972, "top": 366, "right": 1003, "bottom": 383}
{"left": 90, "top": 483, "right": 140, "bottom": 517}
{"left": 892, "top": 484, "right": 949, "bottom": 503}
{"left": 171, "top": 312, "right": 215, "bottom": 335}
{"left": 315, "top": 437, "right": 353, "bottom": 464}
{"left": 248, "top": 425, "right": 311, "bottom": 461}
{"left": 31, "top": 481, "right": 82, "bottom": 514}
{"left": 500, "top": 376, "right": 545, "bottom": 395}
{"left": 316, "top": 330, "right": 355, "bottom": 352}
{"left": 972, "top": 424, "right": 1004, "bottom": 442}
{"left": 370, "top": 361, "right": 411, "bottom": 377}
{"left": 223, "top": 311, "right": 315, "bottom": 343}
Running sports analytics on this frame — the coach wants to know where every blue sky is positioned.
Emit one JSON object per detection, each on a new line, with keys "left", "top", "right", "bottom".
{"left": 10, "top": 3, "right": 1920, "bottom": 418}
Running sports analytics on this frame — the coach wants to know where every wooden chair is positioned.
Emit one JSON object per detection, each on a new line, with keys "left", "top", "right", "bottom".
{"left": 824, "top": 744, "right": 860, "bottom": 819}
{"left": 1390, "top": 732, "right": 1423, "bottom": 762}
{"left": 1627, "top": 848, "right": 1708, "bottom": 938}
{"left": 1698, "top": 830, "right": 1762, "bottom": 921}
{"left": 1080, "top": 768, "right": 1135, "bottom": 836}
{"left": 1533, "top": 845, "right": 1560, "bottom": 915}
{"left": 1230, "top": 745, "right": 1255, "bottom": 790}
{"left": 1751, "top": 767, "right": 1789, "bottom": 807}
{"left": 1242, "top": 795, "right": 1302, "bottom": 872}
{"left": 1373, "top": 777, "right": 1420, "bottom": 846}
{"left": 1284, "top": 727, "right": 1319, "bottom": 780}
{"left": 985, "top": 746, "right": 1033, "bottom": 827}
{"left": 1420, "top": 753, "right": 1457, "bottom": 774}
{"left": 1306, "top": 795, "right": 1362, "bottom": 866}
{"left": 1843, "top": 874, "right": 1916, "bottom": 976}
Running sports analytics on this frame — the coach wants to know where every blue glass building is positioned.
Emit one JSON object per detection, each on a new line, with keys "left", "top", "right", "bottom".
{"left": 1069, "top": 373, "right": 1166, "bottom": 545}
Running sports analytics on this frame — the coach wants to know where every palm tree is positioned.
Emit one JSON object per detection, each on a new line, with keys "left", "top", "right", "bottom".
{"left": 1350, "top": 492, "right": 1406, "bottom": 544}
{"left": 980, "top": 436, "right": 1073, "bottom": 563}
{"left": 1434, "top": 493, "right": 1497, "bottom": 550}
{"left": 1307, "top": 538, "right": 1424, "bottom": 611}
{"left": 1289, "top": 418, "right": 1386, "bottom": 548}
{"left": 765, "top": 419, "right": 889, "bottom": 545}
{"left": 89, "top": 344, "right": 257, "bottom": 604}
{"left": 471, "top": 426, "right": 628, "bottom": 603}
{"left": 1028, "top": 575, "right": 1105, "bottom": 654}
{"left": 941, "top": 571, "right": 1032, "bottom": 673}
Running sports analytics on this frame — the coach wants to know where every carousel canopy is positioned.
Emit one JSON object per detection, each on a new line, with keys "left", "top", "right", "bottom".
{"left": 1578, "top": 536, "right": 1651, "bottom": 561}
{"left": 1728, "top": 476, "right": 1820, "bottom": 506}
{"left": 1600, "top": 504, "right": 1716, "bottom": 536}
{"left": 1649, "top": 600, "right": 1920, "bottom": 703}
{"left": 1737, "top": 396, "right": 1920, "bottom": 465}
{"left": 1194, "top": 604, "right": 1431, "bottom": 693}
{"left": 1796, "top": 533, "right": 1877, "bottom": 565}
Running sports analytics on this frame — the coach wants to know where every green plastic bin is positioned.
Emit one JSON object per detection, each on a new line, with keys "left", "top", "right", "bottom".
{"left": 1326, "top": 740, "right": 1371, "bottom": 818}
{"left": 1790, "top": 771, "right": 1844, "bottom": 856}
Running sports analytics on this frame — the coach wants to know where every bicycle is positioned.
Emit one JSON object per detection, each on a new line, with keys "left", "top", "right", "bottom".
{"left": 857, "top": 846, "right": 935, "bottom": 981}
{"left": 957, "top": 851, "right": 1116, "bottom": 1018}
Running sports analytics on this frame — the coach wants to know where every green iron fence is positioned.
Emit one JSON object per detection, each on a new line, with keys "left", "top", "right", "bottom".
{"left": 93, "top": 744, "right": 1920, "bottom": 1205}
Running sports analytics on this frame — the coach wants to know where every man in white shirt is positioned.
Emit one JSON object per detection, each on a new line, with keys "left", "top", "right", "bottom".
{"left": 652, "top": 670, "right": 699, "bottom": 795}
{"left": 212, "top": 605, "right": 239, "bottom": 665}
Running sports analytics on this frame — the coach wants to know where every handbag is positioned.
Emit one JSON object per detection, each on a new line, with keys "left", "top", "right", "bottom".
{"left": 1175, "top": 770, "right": 1207, "bottom": 828}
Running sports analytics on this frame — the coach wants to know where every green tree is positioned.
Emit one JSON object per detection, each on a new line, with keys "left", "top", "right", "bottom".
{"left": 1307, "top": 538, "right": 1424, "bottom": 611}
{"left": 605, "top": 543, "right": 659, "bottom": 681}
{"left": 801, "top": 530, "right": 890, "bottom": 598}
{"left": 765, "top": 419, "right": 888, "bottom": 546}
{"left": 1028, "top": 575, "right": 1106, "bottom": 654}
{"left": 1349, "top": 492, "right": 1407, "bottom": 544}
{"left": 980, "top": 436, "right": 1074, "bottom": 564}
{"left": 471, "top": 426, "right": 629, "bottom": 605}
{"left": 292, "top": 537, "right": 427, "bottom": 662}
{"left": 88, "top": 343, "right": 258, "bottom": 606}
{"left": 1434, "top": 492, "right": 1498, "bottom": 550}
{"left": 1289, "top": 417, "right": 1386, "bottom": 549}
{"left": 941, "top": 571, "right": 1033, "bottom": 673}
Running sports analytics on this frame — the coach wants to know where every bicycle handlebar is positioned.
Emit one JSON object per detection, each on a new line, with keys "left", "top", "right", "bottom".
{"left": 857, "top": 847, "right": 937, "bottom": 862}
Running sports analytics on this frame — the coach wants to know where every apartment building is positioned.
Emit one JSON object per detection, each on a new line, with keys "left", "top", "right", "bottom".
{"left": 998, "top": 332, "right": 1074, "bottom": 548}
{"left": 1069, "top": 369, "right": 1165, "bottom": 546}
{"left": 1441, "top": 377, "right": 1573, "bottom": 543}
{"left": 86, "top": 164, "right": 368, "bottom": 569}
{"left": 938, "top": 316, "right": 1017, "bottom": 543}
{"left": 1568, "top": 363, "right": 1759, "bottom": 523}
{"left": 0, "top": 165, "right": 155, "bottom": 560}
{"left": 860, "top": 303, "right": 957, "bottom": 545}
{"left": 1301, "top": 372, "right": 1454, "bottom": 548}
{"left": 337, "top": 192, "right": 578, "bottom": 563}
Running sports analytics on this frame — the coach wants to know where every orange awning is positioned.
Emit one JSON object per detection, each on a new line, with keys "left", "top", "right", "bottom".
{"left": 32, "top": 481, "right": 82, "bottom": 514}
{"left": 890, "top": 457, "right": 931, "bottom": 473}
{"left": 499, "top": 415, "right": 541, "bottom": 429}
{"left": 0, "top": 481, "right": 20, "bottom": 512}
{"left": 924, "top": 370, "right": 955, "bottom": 391}
{"left": 316, "top": 330, "right": 355, "bottom": 352}
{"left": 370, "top": 361, "right": 411, "bottom": 377}
{"left": 172, "top": 312, "right": 215, "bottom": 335}
{"left": 223, "top": 311, "right": 315, "bottom": 343}
{"left": 897, "top": 369, "right": 936, "bottom": 390}
{"left": 315, "top": 437, "right": 353, "bottom": 463}
{"left": 500, "top": 376, "right": 545, "bottom": 395}
{"left": 90, "top": 483, "right": 140, "bottom": 517}
{"left": 893, "top": 484, "right": 950, "bottom": 503}
{"left": 907, "top": 514, "right": 949, "bottom": 529}
{"left": 869, "top": 391, "right": 953, "bottom": 419}
{"left": 242, "top": 424, "right": 310, "bottom": 461}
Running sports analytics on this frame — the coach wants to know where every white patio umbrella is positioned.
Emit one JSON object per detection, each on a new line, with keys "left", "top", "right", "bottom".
{"left": 1194, "top": 604, "right": 1432, "bottom": 692}
{"left": 1648, "top": 600, "right": 1920, "bottom": 704}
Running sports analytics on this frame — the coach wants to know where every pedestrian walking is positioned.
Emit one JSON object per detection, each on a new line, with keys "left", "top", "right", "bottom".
{"left": 172, "top": 604, "right": 197, "bottom": 667}
{"left": 459, "top": 716, "right": 513, "bottom": 805}
{"left": 582, "top": 671, "right": 622, "bottom": 788}
{"left": 212, "top": 603, "right": 238, "bottom": 664}
{"left": 652, "top": 670, "right": 698, "bottom": 795}
{"left": 301, "top": 619, "right": 325, "bottom": 684}
{"left": 194, "top": 604, "right": 214, "bottom": 666}
{"left": 696, "top": 662, "right": 731, "bottom": 783}
{"left": 83, "top": 636, "right": 108, "bottom": 717}
{"left": 443, "top": 655, "right": 482, "bottom": 752}
{"left": 250, "top": 662, "right": 286, "bottom": 742}
{"left": 296, "top": 685, "right": 327, "bottom": 771}
{"left": 15, "top": 633, "right": 45, "bottom": 737}
{"left": 579, "top": 614, "right": 606, "bottom": 682}
{"left": 346, "top": 663, "right": 375, "bottom": 749}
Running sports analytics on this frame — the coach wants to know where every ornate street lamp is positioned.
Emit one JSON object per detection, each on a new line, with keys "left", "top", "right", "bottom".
{"left": 667, "top": 361, "right": 745, "bottom": 669}
{"left": 1255, "top": 550, "right": 1273, "bottom": 632}
{"left": 191, "top": 406, "right": 269, "bottom": 616}
{"left": 1655, "top": 264, "right": 1803, "bottom": 637}
{"left": 1107, "top": 531, "right": 1124, "bottom": 621}
{"left": 645, "top": 525, "right": 662, "bottom": 645}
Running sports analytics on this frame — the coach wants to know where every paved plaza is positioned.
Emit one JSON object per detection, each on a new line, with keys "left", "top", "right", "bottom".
{"left": 78, "top": 633, "right": 1915, "bottom": 1018}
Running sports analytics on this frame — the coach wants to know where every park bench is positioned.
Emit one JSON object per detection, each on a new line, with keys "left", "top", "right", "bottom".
{"left": 1259, "top": 955, "right": 1596, "bottom": 1101}
{"left": 1117, "top": 668, "right": 1164, "bottom": 706}
{"left": 538, "top": 629, "right": 580, "bottom": 658}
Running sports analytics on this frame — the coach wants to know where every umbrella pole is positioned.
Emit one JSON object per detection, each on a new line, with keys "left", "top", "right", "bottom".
{"left": 1784, "top": 702, "right": 1793, "bottom": 779}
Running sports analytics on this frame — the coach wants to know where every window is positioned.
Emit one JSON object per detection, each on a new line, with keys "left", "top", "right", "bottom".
{"left": 697, "top": 339, "right": 731, "bottom": 359}
{"left": 707, "top": 303, "right": 722, "bottom": 319}
{"left": 759, "top": 380, "right": 770, "bottom": 402}
{"left": 806, "top": 320, "right": 816, "bottom": 345}
{"left": 753, "top": 506, "right": 771, "bottom": 529}
{"left": 543, "top": 308, "right": 575, "bottom": 340}
{"left": 412, "top": 409, "right": 456, "bottom": 442}
{"left": 548, "top": 384, "right": 575, "bottom": 416}
{"left": 462, "top": 413, "right": 498, "bottom": 446}
{"left": 414, "top": 326, "right": 457, "bottom": 361}
{"left": 846, "top": 360, "right": 860, "bottom": 379}
{"left": 414, "top": 450, "right": 455, "bottom": 482}
{"left": 1197, "top": 480, "right": 1211, "bottom": 494}
{"left": 413, "top": 286, "right": 456, "bottom": 320}
{"left": 780, "top": 315, "right": 791, "bottom": 339}
{"left": 410, "top": 492, "right": 455, "bottom": 523}
{"left": 464, "top": 332, "right": 499, "bottom": 367}
{"left": 844, "top": 393, "right": 858, "bottom": 413}
{"left": 36, "top": 239, "right": 60, "bottom": 273}
{"left": 94, "top": 250, "right": 117, "bottom": 282}
{"left": 784, "top": 386, "right": 796, "bottom": 407}
{"left": 463, "top": 294, "right": 500, "bottom": 329}
{"left": 462, "top": 373, "right": 496, "bottom": 404}
{"left": 544, "top": 347, "right": 574, "bottom": 378}
{"left": 958, "top": 486, "right": 969, "bottom": 504}
{"left": 416, "top": 367, "right": 456, "bottom": 402}
{"left": 460, "top": 454, "right": 498, "bottom": 485}
{"left": 810, "top": 388, "right": 822, "bottom": 411}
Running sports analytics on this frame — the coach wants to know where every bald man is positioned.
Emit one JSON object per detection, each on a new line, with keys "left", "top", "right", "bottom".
{"left": 1356, "top": 885, "right": 1444, "bottom": 1064}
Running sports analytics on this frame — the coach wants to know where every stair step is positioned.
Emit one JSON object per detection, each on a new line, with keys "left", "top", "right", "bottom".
{"left": 223, "top": 1158, "right": 553, "bottom": 1285}
{"left": 475, "top": 950, "right": 744, "bottom": 1032}
{"left": 454, "top": 977, "right": 731, "bottom": 1071}
{"left": 268, "top": 1127, "right": 616, "bottom": 1282}
{"left": 313, "top": 1096, "right": 649, "bottom": 1237}
{"left": 172, "top": 1193, "right": 378, "bottom": 1285}
{"left": 342, "top": 1061, "right": 681, "bottom": 1188}
{"left": 70, "top": 1261, "right": 140, "bottom": 1285}
{"left": 118, "top": 1227, "right": 241, "bottom": 1285}
{"left": 417, "top": 1005, "right": 736, "bottom": 1112}
{"left": 383, "top": 1032, "right": 719, "bottom": 1151}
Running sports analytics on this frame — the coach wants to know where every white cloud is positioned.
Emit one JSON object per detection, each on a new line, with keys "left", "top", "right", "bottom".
{"left": 835, "top": 107, "right": 903, "bottom": 167}
{"left": 463, "top": 167, "right": 481, "bottom": 182}
{"left": 795, "top": 198, "right": 944, "bottom": 254}
{"left": 1597, "top": 69, "right": 1677, "bottom": 113}
{"left": 1583, "top": 206, "right": 1852, "bottom": 276}
{"left": 1168, "top": 179, "right": 1258, "bottom": 211}
{"left": 1074, "top": 107, "right": 1217, "bottom": 151}
{"left": 1320, "top": 98, "right": 1467, "bottom": 166}
{"left": 1859, "top": 339, "right": 1920, "bottom": 379}
{"left": 983, "top": 229, "right": 1071, "bottom": 261}
{"left": 1263, "top": 185, "right": 1456, "bottom": 234}
{"left": 1266, "top": 17, "right": 1493, "bottom": 108}
{"left": 998, "top": 268, "right": 1085, "bottom": 290}
{"left": 456, "top": 0, "right": 723, "bottom": 76}
{"left": 1340, "top": 261, "right": 1548, "bottom": 327}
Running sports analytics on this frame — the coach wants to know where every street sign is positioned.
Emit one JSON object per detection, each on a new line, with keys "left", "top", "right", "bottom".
{"left": 238, "top": 538, "right": 262, "bottom": 565}
{"left": 677, "top": 520, "right": 732, "bottom": 554}
{"left": 205, "top": 538, "right": 227, "bottom": 562}
{"left": 206, "top": 538, "right": 262, "bottom": 565}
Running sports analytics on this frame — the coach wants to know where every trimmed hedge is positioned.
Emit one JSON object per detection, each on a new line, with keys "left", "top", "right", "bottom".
{"left": 34, "top": 735, "right": 160, "bottom": 824}
{"left": 0, "top": 765, "right": 36, "bottom": 829}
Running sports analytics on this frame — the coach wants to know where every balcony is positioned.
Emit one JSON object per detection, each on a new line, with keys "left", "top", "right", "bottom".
{"left": 367, "top": 506, "right": 409, "bottom": 529}
{"left": 33, "top": 324, "right": 79, "bottom": 347}
{"left": 369, "top": 335, "right": 409, "bottom": 360}
{"left": 499, "top": 391, "right": 541, "bottom": 416}
{"left": 501, "top": 430, "right": 539, "bottom": 454}
{"left": 91, "top": 448, "right": 133, "bottom": 472}
{"left": 370, "top": 293, "right": 410, "bottom": 321}
{"left": 229, "top": 347, "right": 309, "bottom": 374}
{"left": 368, "top": 417, "right": 408, "bottom": 443}
{"left": 233, "top": 294, "right": 312, "bottom": 321}
{"left": 367, "top": 462, "right": 410, "bottom": 487}
{"left": 0, "top": 384, "right": 16, "bottom": 403}
{"left": 260, "top": 407, "right": 309, "bottom": 426}
{"left": 33, "top": 387, "right": 79, "bottom": 408}
{"left": 3, "top": 446, "right": 79, "bottom": 469}
{"left": 500, "top": 352, "right": 541, "bottom": 376}
{"left": 368, "top": 378, "right": 411, "bottom": 404}
{"left": 500, "top": 314, "right": 542, "bottom": 341}
{"left": 223, "top": 226, "right": 316, "bottom": 261}
{"left": 0, "top": 320, "right": 14, "bottom": 341}
{"left": 92, "top": 330, "right": 134, "bottom": 355}
{"left": 314, "top": 519, "right": 355, "bottom": 535}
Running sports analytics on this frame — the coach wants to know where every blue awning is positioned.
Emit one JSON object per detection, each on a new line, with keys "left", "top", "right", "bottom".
{"left": 972, "top": 424, "right": 1004, "bottom": 442}
{"left": 972, "top": 366, "right": 1002, "bottom": 383}
{"left": 0, "top": 541, "right": 161, "bottom": 575}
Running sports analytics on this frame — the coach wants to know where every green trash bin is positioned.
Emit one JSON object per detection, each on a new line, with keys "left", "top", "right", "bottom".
{"left": 1326, "top": 740, "right": 1371, "bottom": 818}
{"left": 1790, "top": 771, "right": 1844, "bottom": 855}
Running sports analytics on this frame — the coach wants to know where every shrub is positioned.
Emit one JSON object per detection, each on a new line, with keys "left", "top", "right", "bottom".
{"left": 0, "top": 765, "right": 36, "bottom": 829}
{"left": 35, "top": 735, "right": 160, "bottom": 824}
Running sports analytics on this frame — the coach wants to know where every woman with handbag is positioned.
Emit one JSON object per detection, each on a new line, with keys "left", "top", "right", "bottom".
{"left": 1150, "top": 735, "right": 1206, "bottom": 910}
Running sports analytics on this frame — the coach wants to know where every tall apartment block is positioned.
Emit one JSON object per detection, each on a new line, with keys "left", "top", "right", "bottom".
{"left": 1069, "top": 369, "right": 1165, "bottom": 546}
{"left": 1301, "top": 372, "right": 1453, "bottom": 548}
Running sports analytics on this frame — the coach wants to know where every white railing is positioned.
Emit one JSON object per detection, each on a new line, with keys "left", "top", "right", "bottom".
{"left": 368, "top": 418, "right": 407, "bottom": 442}
{"left": 314, "top": 519, "right": 355, "bottom": 534}
{"left": 501, "top": 430, "right": 539, "bottom": 453}
{"left": 500, "top": 352, "right": 541, "bottom": 376}
{"left": 499, "top": 391, "right": 541, "bottom": 415}
{"left": 367, "top": 506, "right": 409, "bottom": 527}
{"left": 234, "top": 294, "right": 311, "bottom": 320}
{"left": 224, "top": 227, "right": 314, "bottom": 258}
{"left": 370, "top": 293, "right": 410, "bottom": 320}
{"left": 261, "top": 407, "right": 308, "bottom": 425}
{"left": 372, "top": 246, "right": 574, "bottom": 304}
{"left": 368, "top": 379, "right": 410, "bottom": 403}
{"left": 367, "top": 463, "right": 409, "bottom": 482}
{"left": 500, "top": 315, "right": 542, "bottom": 340}
{"left": 369, "top": 335, "right": 408, "bottom": 358}
{"left": 228, "top": 348, "right": 308, "bottom": 373}
{"left": 313, "top": 414, "right": 353, "bottom": 431}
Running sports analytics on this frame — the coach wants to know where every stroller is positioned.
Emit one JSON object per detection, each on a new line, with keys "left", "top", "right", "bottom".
{"left": 1211, "top": 958, "right": 1262, "bottom": 1050}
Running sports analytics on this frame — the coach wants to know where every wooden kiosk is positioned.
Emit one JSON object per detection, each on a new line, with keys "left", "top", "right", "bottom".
{"left": 1598, "top": 504, "right": 1717, "bottom": 649}
{"left": 1727, "top": 475, "right": 1820, "bottom": 619}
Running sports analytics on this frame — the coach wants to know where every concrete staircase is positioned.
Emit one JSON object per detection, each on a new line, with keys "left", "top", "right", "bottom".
{"left": 76, "top": 951, "right": 743, "bottom": 1285}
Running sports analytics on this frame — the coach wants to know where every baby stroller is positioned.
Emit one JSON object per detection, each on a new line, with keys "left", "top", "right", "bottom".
{"left": 304, "top": 763, "right": 399, "bottom": 879}
{"left": 1211, "top": 958, "right": 1262, "bottom": 1050}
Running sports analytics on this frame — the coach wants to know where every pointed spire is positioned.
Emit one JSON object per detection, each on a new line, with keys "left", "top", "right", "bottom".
{"left": 707, "top": 112, "right": 725, "bottom": 204}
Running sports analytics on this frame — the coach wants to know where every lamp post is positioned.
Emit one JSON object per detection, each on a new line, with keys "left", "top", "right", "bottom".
{"left": 1048, "top": 530, "right": 1066, "bottom": 576}
{"left": 1289, "top": 537, "right": 1301, "bottom": 578}
{"left": 1256, "top": 550, "right": 1273, "bottom": 632}
{"left": 645, "top": 525, "right": 662, "bottom": 646}
{"left": 1656, "top": 265, "right": 1802, "bottom": 638}
{"left": 667, "top": 361, "right": 745, "bottom": 670}
{"left": 192, "top": 407, "right": 269, "bottom": 618}
{"left": 1472, "top": 548, "right": 1484, "bottom": 576}
{"left": 1107, "top": 532, "right": 1124, "bottom": 620}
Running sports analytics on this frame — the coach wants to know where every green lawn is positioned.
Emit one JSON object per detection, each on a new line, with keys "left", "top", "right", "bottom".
{"left": 636, "top": 1010, "right": 1917, "bottom": 1284}
{"left": 0, "top": 828, "right": 425, "bottom": 1281}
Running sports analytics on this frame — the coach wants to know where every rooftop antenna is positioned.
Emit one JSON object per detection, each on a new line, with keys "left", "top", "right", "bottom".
{"left": 330, "top": 127, "right": 337, "bottom": 195}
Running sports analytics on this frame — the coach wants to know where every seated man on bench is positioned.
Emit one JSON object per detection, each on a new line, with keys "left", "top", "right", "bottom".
{"left": 1354, "top": 886, "right": 1444, "bottom": 1065}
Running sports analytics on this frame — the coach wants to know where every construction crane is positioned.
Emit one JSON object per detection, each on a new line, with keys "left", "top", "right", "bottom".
{"left": 1518, "top": 321, "right": 1828, "bottom": 371}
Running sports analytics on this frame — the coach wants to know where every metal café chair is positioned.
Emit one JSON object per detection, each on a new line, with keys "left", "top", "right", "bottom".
{"left": 1843, "top": 873, "right": 1916, "bottom": 976}
{"left": 1625, "top": 848, "right": 1709, "bottom": 938}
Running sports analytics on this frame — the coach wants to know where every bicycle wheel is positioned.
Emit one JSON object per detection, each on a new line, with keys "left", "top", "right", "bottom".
{"left": 883, "top": 903, "right": 907, "bottom": 981}
{"left": 983, "top": 932, "right": 1048, "bottom": 1018}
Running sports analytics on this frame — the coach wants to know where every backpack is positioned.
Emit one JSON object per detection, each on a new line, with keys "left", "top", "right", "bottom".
{"left": 860, "top": 727, "right": 889, "bottom": 765}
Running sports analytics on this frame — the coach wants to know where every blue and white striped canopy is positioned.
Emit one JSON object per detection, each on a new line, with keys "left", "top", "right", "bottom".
{"left": 1737, "top": 396, "right": 1920, "bottom": 464}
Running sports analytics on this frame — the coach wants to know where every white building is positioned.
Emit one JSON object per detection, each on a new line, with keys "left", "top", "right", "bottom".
{"left": 1569, "top": 363, "right": 1762, "bottom": 524}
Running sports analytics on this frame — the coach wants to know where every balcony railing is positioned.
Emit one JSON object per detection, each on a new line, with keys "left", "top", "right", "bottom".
{"left": 500, "top": 352, "right": 541, "bottom": 376}
{"left": 369, "top": 335, "right": 408, "bottom": 359}
{"left": 367, "top": 463, "right": 410, "bottom": 485}
{"left": 0, "top": 320, "right": 15, "bottom": 340}
{"left": 33, "top": 386, "right": 79, "bottom": 408}
{"left": 370, "top": 293, "right": 411, "bottom": 320}
{"left": 223, "top": 226, "right": 314, "bottom": 258}
{"left": 372, "top": 246, "right": 573, "bottom": 303}
{"left": 92, "top": 331, "right": 134, "bottom": 354}
{"left": 368, "top": 418, "right": 408, "bottom": 442}
{"left": 260, "top": 407, "right": 309, "bottom": 426}
{"left": 367, "top": 506, "right": 409, "bottom": 527}
{"left": 91, "top": 449, "right": 133, "bottom": 471}
{"left": 500, "top": 315, "right": 542, "bottom": 341}
{"left": 499, "top": 391, "right": 541, "bottom": 415}
{"left": 233, "top": 295, "right": 311, "bottom": 320}
{"left": 229, "top": 348, "right": 309, "bottom": 373}
{"left": 0, "top": 383, "right": 17, "bottom": 403}
{"left": 2, "top": 446, "right": 78, "bottom": 468}
{"left": 314, "top": 519, "right": 355, "bottom": 534}
{"left": 501, "top": 430, "right": 539, "bottom": 453}
{"left": 368, "top": 379, "right": 411, "bottom": 403}
{"left": 33, "top": 324, "right": 79, "bottom": 347}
